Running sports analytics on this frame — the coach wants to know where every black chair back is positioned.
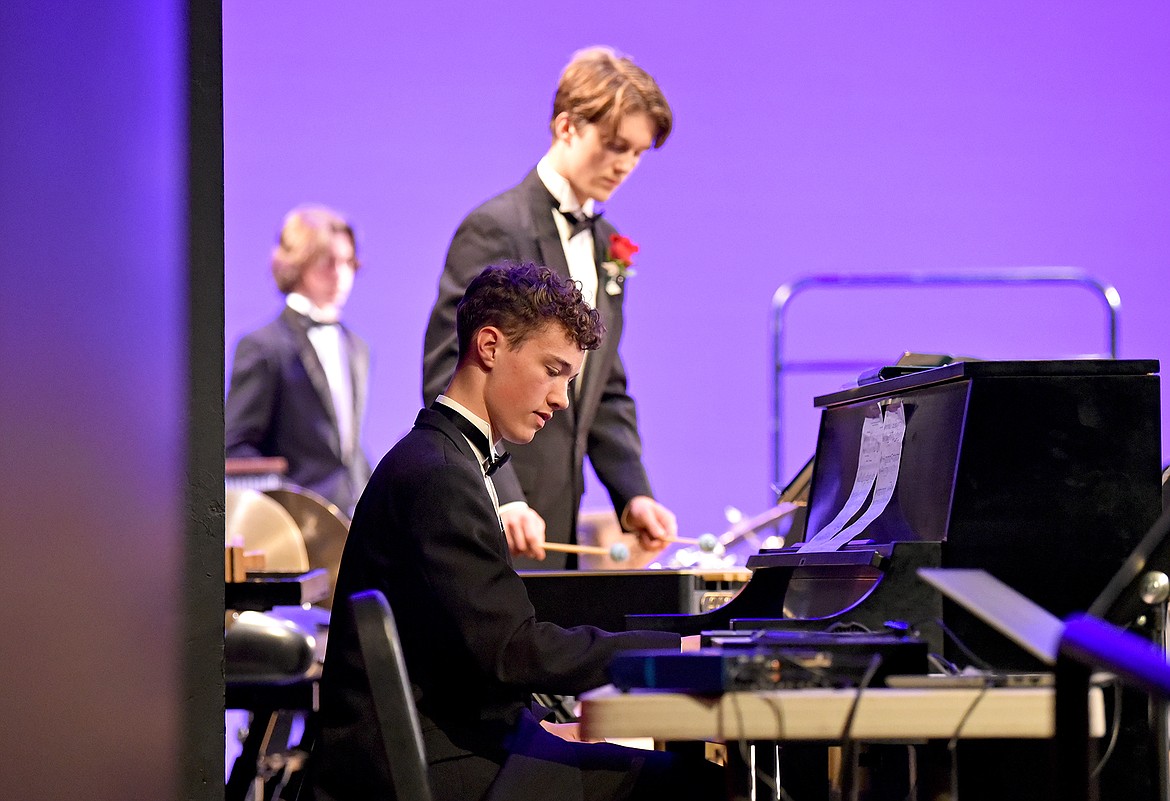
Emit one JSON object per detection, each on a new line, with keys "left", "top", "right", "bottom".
{"left": 350, "top": 589, "right": 432, "bottom": 801}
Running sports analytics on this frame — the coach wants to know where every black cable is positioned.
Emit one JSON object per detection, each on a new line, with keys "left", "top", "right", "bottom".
{"left": 910, "top": 617, "right": 993, "bottom": 672}
{"left": 729, "top": 692, "right": 799, "bottom": 801}
{"left": 728, "top": 686, "right": 763, "bottom": 798}
{"left": 925, "top": 652, "right": 961, "bottom": 675}
{"left": 839, "top": 653, "right": 884, "bottom": 801}
{"left": 1091, "top": 677, "right": 1124, "bottom": 779}
{"left": 936, "top": 618, "right": 993, "bottom": 671}
{"left": 945, "top": 677, "right": 993, "bottom": 801}
{"left": 824, "top": 620, "right": 878, "bottom": 635}
{"left": 902, "top": 743, "right": 918, "bottom": 801}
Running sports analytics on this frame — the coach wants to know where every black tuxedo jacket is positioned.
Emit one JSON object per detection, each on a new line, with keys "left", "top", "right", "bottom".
{"left": 225, "top": 306, "right": 371, "bottom": 515}
{"left": 422, "top": 169, "right": 653, "bottom": 566}
{"left": 312, "top": 408, "right": 679, "bottom": 800}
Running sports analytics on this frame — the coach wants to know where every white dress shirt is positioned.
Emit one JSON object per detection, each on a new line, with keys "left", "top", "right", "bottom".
{"left": 287, "top": 293, "right": 355, "bottom": 459}
{"left": 537, "top": 155, "right": 599, "bottom": 309}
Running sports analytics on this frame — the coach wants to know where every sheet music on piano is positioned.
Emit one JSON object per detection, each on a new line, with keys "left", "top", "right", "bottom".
{"left": 630, "top": 359, "right": 1161, "bottom": 677}
{"left": 799, "top": 401, "right": 906, "bottom": 553}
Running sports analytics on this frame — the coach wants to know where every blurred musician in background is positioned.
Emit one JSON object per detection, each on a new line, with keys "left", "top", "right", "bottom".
{"left": 314, "top": 264, "right": 721, "bottom": 801}
{"left": 225, "top": 205, "right": 371, "bottom": 518}
{"left": 422, "top": 46, "right": 676, "bottom": 569}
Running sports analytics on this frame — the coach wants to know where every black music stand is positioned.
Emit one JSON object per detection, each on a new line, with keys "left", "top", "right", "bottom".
{"left": 1058, "top": 506, "right": 1170, "bottom": 801}
{"left": 1056, "top": 614, "right": 1170, "bottom": 801}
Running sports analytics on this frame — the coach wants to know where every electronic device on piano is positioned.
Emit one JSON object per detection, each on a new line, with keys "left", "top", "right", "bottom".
{"left": 626, "top": 359, "right": 1162, "bottom": 672}
{"left": 610, "top": 629, "right": 929, "bottom": 692}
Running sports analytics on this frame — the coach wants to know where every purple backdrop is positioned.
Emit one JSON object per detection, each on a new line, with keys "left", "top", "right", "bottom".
{"left": 225, "top": 2, "right": 1170, "bottom": 541}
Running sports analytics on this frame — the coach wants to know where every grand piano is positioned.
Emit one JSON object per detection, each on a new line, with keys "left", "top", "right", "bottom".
{"left": 629, "top": 359, "right": 1163, "bottom": 669}
{"left": 619, "top": 358, "right": 1163, "bottom": 801}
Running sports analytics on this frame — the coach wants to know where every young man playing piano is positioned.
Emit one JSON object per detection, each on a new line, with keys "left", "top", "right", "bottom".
{"left": 422, "top": 46, "right": 676, "bottom": 569}
{"left": 313, "top": 264, "right": 724, "bottom": 801}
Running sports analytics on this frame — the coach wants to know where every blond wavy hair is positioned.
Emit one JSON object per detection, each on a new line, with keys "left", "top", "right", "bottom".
{"left": 271, "top": 205, "right": 359, "bottom": 294}
{"left": 551, "top": 46, "right": 673, "bottom": 148}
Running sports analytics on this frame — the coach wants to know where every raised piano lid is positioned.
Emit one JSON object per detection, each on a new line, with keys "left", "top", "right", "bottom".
{"left": 630, "top": 359, "right": 1161, "bottom": 654}
{"left": 784, "top": 358, "right": 1159, "bottom": 553}
{"left": 812, "top": 359, "right": 1159, "bottom": 409}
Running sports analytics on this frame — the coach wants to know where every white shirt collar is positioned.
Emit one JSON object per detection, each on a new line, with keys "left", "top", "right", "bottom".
{"left": 434, "top": 395, "right": 499, "bottom": 460}
{"left": 537, "top": 155, "right": 595, "bottom": 216}
{"left": 286, "top": 292, "right": 340, "bottom": 324}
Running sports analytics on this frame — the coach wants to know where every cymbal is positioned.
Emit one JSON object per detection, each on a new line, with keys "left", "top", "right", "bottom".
{"left": 264, "top": 486, "right": 349, "bottom": 610}
{"left": 225, "top": 488, "right": 309, "bottom": 573}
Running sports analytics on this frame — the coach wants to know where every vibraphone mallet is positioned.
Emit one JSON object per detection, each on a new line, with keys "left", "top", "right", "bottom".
{"left": 541, "top": 541, "right": 633, "bottom": 562}
{"left": 664, "top": 533, "right": 720, "bottom": 552}
{"left": 540, "top": 532, "right": 720, "bottom": 563}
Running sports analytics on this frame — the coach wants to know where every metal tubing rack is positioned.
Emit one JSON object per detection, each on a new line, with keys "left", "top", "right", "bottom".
{"left": 770, "top": 268, "right": 1122, "bottom": 495}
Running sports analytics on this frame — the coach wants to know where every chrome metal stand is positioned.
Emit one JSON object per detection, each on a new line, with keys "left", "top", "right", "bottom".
{"left": 769, "top": 269, "right": 1121, "bottom": 496}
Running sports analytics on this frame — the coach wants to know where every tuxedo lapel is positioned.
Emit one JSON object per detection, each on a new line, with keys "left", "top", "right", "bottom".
{"left": 418, "top": 407, "right": 510, "bottom": 560}
{"left": 519, "top": 170, "right": 613, "bottom": 424}
{"left": 281, "top": 307, "right": 343, "bottom": 457}
{"left": 518, "top": 173, "right": 586, "bottom": 428}
{"left": 573, "top": 217, "right": 620, "bottom": 427}
{"left": 538, "top": 237, "right": 571, "bottom": 278}
{"left": 519, "top": 171, "right": 572, "bottom": 279}
{"left": 418, "top": 407, "right": 479, "bottom": 467}
{"left": 346, "top": 331, "right": 368, "bottom": 455}
{"left": 580, "top": 292, "right": 617, "bottom": 402}
{"left": 592, "top": 223, "right": 608, "bottom": 272}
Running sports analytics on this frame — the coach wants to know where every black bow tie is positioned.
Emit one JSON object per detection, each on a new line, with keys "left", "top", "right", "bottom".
{"left": 484, "top": 451, "right": 511, "bottom": 477}
{"left": 430, "top": 403, "right": 511, "bottom": 476}
{"left": 556, "top": 207, "right": 602, "bottom": 239}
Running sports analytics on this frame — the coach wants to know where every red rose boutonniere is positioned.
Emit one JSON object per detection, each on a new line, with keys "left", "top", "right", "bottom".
{"left": 602, "top": 233, "right": 639, "bottom": 296}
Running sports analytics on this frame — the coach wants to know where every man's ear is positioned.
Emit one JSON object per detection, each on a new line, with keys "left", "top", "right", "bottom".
{"left": 474, "top": 326, "right": 503, "bottom": 367}
{"left": 552, "top": 112, "right": 576, "bottom": 143}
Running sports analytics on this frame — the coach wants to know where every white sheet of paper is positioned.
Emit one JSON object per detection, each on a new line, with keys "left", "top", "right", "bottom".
{"left": 798, "top": 408, "right": 884, "bottom": 551}
{"left": 817, "top": 402, "right": 906, "bottom": 550}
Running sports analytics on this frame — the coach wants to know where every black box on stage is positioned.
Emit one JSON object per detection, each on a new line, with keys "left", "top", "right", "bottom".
{"left": 609, "top": 632, "right": 927, "bottom": 693}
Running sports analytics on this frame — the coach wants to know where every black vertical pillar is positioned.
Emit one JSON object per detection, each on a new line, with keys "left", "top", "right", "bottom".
{"left": 0, "top": 1, "right": 224, "bottom": 799}
{"left": 186, "top": 0, "right": 226, "bottom": 798}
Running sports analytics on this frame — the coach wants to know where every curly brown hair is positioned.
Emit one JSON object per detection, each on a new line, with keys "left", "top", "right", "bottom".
{"left": 456, "top": 263, "right": 604, "bottom": 360}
